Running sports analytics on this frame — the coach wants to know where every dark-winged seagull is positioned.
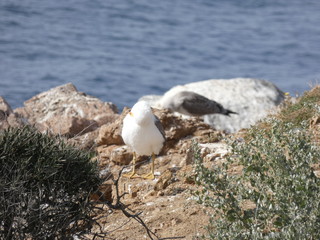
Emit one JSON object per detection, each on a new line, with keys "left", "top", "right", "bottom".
{"left": 161, "top": 91, "right": 237, "bottom": 116}
{"left": 121, "top": 101, "right": 165, "bottom": 180}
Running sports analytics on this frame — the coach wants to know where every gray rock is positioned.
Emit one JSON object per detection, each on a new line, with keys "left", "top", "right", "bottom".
{"left": 143, "top": 78, "right": 285, "bottom": 133}
{"left": 138, "top": 94, "right": 162, "bottom": 106}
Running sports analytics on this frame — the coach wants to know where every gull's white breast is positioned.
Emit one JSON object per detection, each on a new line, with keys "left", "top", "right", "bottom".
{"left": 122, "top": 114, "right": 164, "bottom": 156}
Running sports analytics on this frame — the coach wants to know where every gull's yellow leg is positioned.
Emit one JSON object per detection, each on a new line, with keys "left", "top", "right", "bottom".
{"left": 123, "top": 152, "right": 140, "bottom": 178}
{"left": 142, "top": 153, "right": 156, "bottom": 180}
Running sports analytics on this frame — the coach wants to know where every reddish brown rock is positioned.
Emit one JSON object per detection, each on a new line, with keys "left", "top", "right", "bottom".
{"left": 154, "top": 169, "right": 173, "bottom": 191}
{"left": 96, "top": 145, "right": 134, "bottom": 166}
{"left": 110, "top": 145, "right": 133, "bottom": 165}
{"left": 67, "top": 129, "right": 99, "bottom": 150}
{"left": 0, "top": 96, "right": 25, "bottom": 130}
{"left": 16, "top": 83, "right": 118, "bottom": 137}
{"left": 96, "top": 108, "right": 129, "bottom": 146}
{"left": 0, "top": 96, "right": 13, "bottom": 114}
{"left": 153, "top": 108, "right": 217, "bottom": 151}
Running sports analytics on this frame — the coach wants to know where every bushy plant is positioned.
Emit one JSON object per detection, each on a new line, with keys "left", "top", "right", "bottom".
{"left": 194, "top": 118, "right": 320, "bottom": 239}
{"left": 0, "top": 126, "right": 102, "bottom": 239}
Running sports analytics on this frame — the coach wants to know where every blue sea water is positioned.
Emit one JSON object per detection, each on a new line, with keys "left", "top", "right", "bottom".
{"left": 1, "top": 0, "right": 320, "bottom": 110}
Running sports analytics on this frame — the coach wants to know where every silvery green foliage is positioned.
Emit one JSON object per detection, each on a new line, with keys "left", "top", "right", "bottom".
{"left": 194, "top": 119, "right": 320, "bottom": 239}
{"left": 0, "top": 126, "right": 102, "bottom": 240}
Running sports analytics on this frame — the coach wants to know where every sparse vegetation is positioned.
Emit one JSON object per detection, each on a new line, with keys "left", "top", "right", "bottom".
{"left": 0, "top": 126, "right": 102, "bottom": 239}
{"left": 279, "top": 86, "right": 320, "bottom": 126}
{"left": 194, "top": 88, "right": 320, "bottom": 239}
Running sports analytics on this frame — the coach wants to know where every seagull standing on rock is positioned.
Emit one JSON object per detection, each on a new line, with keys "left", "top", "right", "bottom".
{"left": 121, "top": 101, "right": 165, "bottom": 180}
{"left": 161, "top": 91, "right": 237, "bottom": 117}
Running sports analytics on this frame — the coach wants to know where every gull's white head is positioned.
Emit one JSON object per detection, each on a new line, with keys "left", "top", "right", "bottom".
{"left": 129, "top": 101, "right": 154, "bottom": 125}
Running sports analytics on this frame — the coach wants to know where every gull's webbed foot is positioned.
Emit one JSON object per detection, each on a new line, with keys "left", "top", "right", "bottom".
{"left": 141, "top": 171, "right": 155, "bottom": 180}
{"left": 123, "top": 171, "right": 141, "bottom": 179}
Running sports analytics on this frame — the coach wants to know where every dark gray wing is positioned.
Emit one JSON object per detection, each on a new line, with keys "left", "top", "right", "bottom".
{"left": 154, "top": 115, "right": 166, "bottom": 140}
{"left": 180, "top": 91, "right": 237, "bottom": 116}
{"left": 180, "top": 92, "right": 222, "bottom": 115}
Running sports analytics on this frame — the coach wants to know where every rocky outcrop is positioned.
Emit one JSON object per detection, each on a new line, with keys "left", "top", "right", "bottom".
{"left": 96, "top": 108, "right": 129, "bottom": 146}
{"left": 141, "top": 78, "right": 285, "bottom": 133}
{"left": 15, "top": 83, "right": 119, "bottom": 137}
{"left": 0, "top": 96, "right": 25, "bottom": 130}
{"left": 95, "top": 107, "right": 222, "bottom": 169}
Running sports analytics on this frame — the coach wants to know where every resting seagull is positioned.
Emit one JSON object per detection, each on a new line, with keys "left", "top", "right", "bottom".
{"left": 161, "top": 91, "right": 237, "bottom": 116}
{"left": 121, "top": 101, "right": 165, "bottom": 180}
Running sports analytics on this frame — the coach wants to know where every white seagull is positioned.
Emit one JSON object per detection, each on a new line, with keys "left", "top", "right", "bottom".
{"left": 121, "top": 101, "right": 165, "bottom": 180}
{"left": 161, "top": 91, "right": 237, "bottom": 116}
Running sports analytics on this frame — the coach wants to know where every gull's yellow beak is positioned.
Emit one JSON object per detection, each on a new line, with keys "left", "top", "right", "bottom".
{"left": 129, "top": 111, "right": 134, "bottom": 117}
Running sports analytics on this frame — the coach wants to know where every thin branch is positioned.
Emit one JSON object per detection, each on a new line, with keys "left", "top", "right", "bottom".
{"left": 92, "top": 166, "right": 185, "bottom": 240}
{"left": 104, "top": 166, "right": 159, "bottom": 240}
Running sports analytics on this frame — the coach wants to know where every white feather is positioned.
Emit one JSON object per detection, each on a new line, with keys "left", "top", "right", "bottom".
{"left": 121, "top": 101, "right": 165, "bottom": 156}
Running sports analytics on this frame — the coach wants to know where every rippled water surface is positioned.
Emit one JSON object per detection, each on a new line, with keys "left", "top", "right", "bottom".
{"left": 1, "top": 0, "right": 320, "bottom": 109}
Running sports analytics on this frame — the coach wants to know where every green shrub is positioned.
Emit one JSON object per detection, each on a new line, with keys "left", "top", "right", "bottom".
{"left": 0, "top": 126, "right": 102, "bottom": 239}
{"left": 194, "top": 119, "right": 320, "bottom": 239}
